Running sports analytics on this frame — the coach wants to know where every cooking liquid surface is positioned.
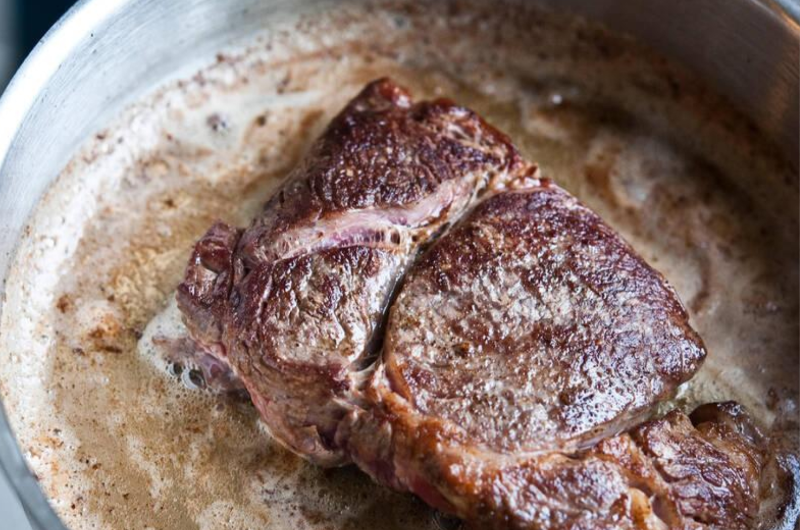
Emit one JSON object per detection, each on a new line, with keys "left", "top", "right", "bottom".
{"left": 0, "top": 2, "right": 797, "bottom": 528}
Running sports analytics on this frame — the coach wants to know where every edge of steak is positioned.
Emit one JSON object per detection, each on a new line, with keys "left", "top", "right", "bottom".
{"left": 341, "top": 398, "right": 775, "bottom": 529}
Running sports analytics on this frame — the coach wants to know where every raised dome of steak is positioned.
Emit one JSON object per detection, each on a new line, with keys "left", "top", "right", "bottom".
{"left": 177, "top": 79, "right": 790, "bottom": 529}
{"left": 379, "top": 178, "right": 705, "bottom": 454}
{"left": 177, "top": 78, "right": 525, "bottom": 465}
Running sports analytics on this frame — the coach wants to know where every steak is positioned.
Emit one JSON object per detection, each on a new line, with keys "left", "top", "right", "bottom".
{"left": 177, "top": 78, "right": 526, "bottom": 465}
{"left": 177, "top": 79, "right": 792, "bottom": 528}
{"left": 338, "top": 178, "right": 773, "bottom": 529}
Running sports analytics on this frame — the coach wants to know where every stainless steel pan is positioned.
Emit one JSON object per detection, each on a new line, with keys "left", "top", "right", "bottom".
{"left": 0, "top": 1, "right": 797, "bottom": 528}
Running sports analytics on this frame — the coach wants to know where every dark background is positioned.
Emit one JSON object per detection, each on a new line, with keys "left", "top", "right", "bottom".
{"left": 1, "top": 0, "right": 77, "bottom": 90}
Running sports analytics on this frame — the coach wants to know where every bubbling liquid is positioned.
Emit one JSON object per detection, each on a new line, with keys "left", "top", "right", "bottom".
{"left": 0, "top": 1, "right": 797, "bottom": 529}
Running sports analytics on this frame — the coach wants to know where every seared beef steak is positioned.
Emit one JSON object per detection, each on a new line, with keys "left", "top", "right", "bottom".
{"left": 177, "top": 79, "right": 785, "bottom": 528}
{"left": 378, "top": 179, "right": 705, "bottom": 455}
{"left": 177, "top": 78, "right": 525, "bottom": 464}
{"left": 341, "top": 178, "right": 761, "bottom": 529}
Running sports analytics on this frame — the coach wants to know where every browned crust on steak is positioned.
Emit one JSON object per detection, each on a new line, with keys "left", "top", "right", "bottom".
{"left": 382, "top": 179, "right": 706, "bottom": 453}
{"left": 177, "top": 78, "right": 526, "bottom": 465}
{"left": 342, "top": 393, "right": 771, "bottom": 529}
{"left": 227, "top": 245, "right": 404, "bottom": 461}
{"left": 236, "top": 78, "right": 526, "bottom": 268}
{"left": 177, "top": 221, "right": 243, "bottom": 353}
